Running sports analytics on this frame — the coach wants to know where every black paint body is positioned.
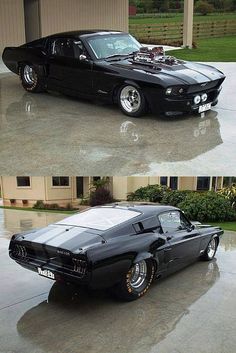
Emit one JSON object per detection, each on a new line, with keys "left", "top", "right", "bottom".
{"left": 2, "top": 30, "right": 225, "bottom": 114}
{"left": 9, "top": 205, "right": 223, "bottom": 289}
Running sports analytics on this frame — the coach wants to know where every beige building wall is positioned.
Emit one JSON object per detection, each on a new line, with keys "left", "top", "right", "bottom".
{"left": 0, "top": 0, "right": 25, "bottom": 54}
{"left": 112, "top": 177, "right": 128, "bottom": 200}
{"left": 179, "top": 177, "right": 196, "bottom": 190}
{"left": 113, "top": 177, "right": 162, "bottom": 200}
{"left": 0, "top": 0, "right": 128, "bottom": 54}
{"left": 39, "top": 0, "right": 129, "bottom": 37}
{"left": 44, "top": 176, "right": 74, "bottom": 203}
{"left": 0, "top": 176, "right": 226, "bottom": 207}
{"left": 0, "top": 176, "right": 91, "bottom": 207}
{"left": 1, "top": 176, "right": 45, "bottom": 206}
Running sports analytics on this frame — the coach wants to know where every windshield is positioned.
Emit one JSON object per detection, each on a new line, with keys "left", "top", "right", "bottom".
{"left": 56, "top": 207, "right": 141, "bottom": 231}
{"left": 87, "top": 34, "right": 141, "bottom": 60}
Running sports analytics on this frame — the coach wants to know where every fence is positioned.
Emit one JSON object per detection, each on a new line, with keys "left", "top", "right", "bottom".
{"left": 129, "top": 20, "right": 236, "bottom": 44}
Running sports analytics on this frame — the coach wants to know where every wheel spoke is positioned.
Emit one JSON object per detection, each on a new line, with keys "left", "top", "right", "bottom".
{"left": 24, "top": 65, "right": 37, "bottom": 85}
{"left": 129, "top": 260, "right": 147, "bottom": 289}
{"left": 120, "top": 85, "right": 141, "bottom": 113}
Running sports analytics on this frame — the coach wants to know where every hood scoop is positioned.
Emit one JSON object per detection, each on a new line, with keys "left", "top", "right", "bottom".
{"left": 131, "top": 46, "right": 184, "bottom": 69}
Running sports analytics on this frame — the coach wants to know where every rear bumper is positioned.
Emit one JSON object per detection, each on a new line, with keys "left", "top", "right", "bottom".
{"left": 10, "top": 253, "right": 131, "bottom": 289}
{"left": 11, "top": 255, "right": 90, "bottom": 285}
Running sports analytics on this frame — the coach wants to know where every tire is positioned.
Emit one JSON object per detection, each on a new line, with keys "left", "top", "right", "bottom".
{"left": 113, "top": 259, "right": 155, "bottom": 301}
{"left": 201, "top": 237, "right": 218, "bottom": 261}
{"left": 19, "top": 63, "right": 46, "bottom": 93}
{"left": 118, "top": 84, "right": 147, "bottom": 117}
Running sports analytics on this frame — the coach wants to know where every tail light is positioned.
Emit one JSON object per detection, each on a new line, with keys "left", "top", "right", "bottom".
{"left": 12, "top": 244, "right": 27, "bottom": 259}
{"left": 72, "top": 258, "right": 87, "bottom": 277}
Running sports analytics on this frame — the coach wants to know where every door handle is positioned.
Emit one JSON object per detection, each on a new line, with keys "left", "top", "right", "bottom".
{"left": 164, "top": 248, "right": 172, "bottom": 252}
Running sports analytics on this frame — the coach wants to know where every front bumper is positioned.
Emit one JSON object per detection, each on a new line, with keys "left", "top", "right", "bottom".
{"left": 148, "top": 87, "right": 222, "bottom": 115}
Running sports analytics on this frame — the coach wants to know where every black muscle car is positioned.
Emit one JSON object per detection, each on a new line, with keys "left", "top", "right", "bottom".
{"left": 9, "top": 205, "right": 223, "bottom": 301}
{"left": 2, "top": 30, "right": 225, "bottom": 117}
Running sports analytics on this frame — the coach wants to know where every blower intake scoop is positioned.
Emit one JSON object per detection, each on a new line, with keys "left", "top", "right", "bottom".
{"left": 133, "top": 47, "right": 183, "bottom": 66}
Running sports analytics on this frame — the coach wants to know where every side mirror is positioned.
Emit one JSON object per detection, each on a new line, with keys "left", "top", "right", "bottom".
{"left": 187, "top": 224, "right": 195, "bottom": 232}
{"left": 79, "top": 54, "right": 87, "bottom": 61}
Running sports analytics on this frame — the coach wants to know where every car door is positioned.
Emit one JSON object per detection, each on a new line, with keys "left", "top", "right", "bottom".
{"left": 47, "top": 37, "right": 93, "bottom": 95}
{"left": 158, "top": 210, "right": 201, "bottom": 268}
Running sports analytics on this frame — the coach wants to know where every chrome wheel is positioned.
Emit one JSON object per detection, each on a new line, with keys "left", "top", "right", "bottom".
{"left": 120, "top": 86, "right": 141, "bottom": 114}
{"left": 129, "top": 260, "right": 147, "bottom": 289}
{"left": 23, "top": 65, "right": 37, "bottom": 85}
{"left": 207, "top": 238, "right": 216, "bottom": 259}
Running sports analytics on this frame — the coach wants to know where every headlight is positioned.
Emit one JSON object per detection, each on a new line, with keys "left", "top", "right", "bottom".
{"left": 202, "top": 93, "right": 208, "bottom": 102}
{"left": 194, "top": 95, "right": 201, "bottom": 104}
{"left": 166, "top": 88, "right": 172, "bottom": 95}
{"left": 166, "top": 86, "right": 186, "bottom": 96}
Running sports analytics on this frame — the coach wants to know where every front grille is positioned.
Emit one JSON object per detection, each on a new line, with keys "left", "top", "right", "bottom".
{"left": 187, "top": 80, "right": 220, "bottom": 94}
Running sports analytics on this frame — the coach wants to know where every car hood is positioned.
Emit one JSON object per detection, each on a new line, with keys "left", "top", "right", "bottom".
{"left": 109, "top": 59, "right": 225, "bottom": 86}
{"left": 15, "top": 225, "right": 104, "bottom": 254}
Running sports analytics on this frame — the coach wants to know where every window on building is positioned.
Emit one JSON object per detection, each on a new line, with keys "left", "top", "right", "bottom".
{"left": 52, "top": 176, "right": 69, "bottom": 187}
{"left": 160, "top": 177, "right": 168, "bottom": 186}
{"left": 170, "top": 177, "right": 178, "bottom": 190}
{"left": 223, "top": 177, "right": 236, "bottom": 187}
{"left": 16, "top": 176, "right": 30, "bottom": 187}
{"left": 76, "top": 177, "right": 84, "bottom": 198}
{"left": 197, "top": 177, "right": 211, "bottom": 191}
{"left": 93, "top": 176, "right": 101, "bottom": 182}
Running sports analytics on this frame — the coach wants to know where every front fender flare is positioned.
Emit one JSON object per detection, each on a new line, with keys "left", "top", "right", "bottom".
{"left": 123, "top": 80, "right": 141, "bottom": 89}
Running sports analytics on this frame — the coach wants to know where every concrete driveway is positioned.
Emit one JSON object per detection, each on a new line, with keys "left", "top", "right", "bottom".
{"left": 0, "top": 208, "right": 236, "bottom": 353}
{"left": 0, "top": 63, "right": 235, "bottom": 175}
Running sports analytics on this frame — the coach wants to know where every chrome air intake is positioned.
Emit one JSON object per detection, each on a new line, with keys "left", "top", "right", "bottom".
{"left": 72, "top": 258, "right": 87, "bottom": 277}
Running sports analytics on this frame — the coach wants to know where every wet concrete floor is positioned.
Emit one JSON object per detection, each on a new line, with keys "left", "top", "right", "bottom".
{"left": 0, "top": 63, "right": 236, "bottom": 175}
{"left": 0, "top": 208, "right": 236, "bottom": 353}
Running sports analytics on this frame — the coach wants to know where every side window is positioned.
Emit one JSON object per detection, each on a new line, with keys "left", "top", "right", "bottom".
{"left": 158, "top": 211, "right": 190, "bottom": 234}
{"left": 51, "top": 38, "right": 87, "bottom": 59}
{"left": 52, "top": 39, "right": 74, "bottom": 57}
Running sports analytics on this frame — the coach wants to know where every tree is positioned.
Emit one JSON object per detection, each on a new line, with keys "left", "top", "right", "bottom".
{"left": 208, "top": 0, "right": 224, "bottom": 9}
{"left": 154, "top": 0, "right": 169, "bottom": 12}
{"left": 195, "top": 0, "right": 215, "bottom": 15}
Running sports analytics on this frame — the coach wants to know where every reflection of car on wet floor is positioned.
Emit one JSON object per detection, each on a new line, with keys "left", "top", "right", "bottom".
{"left": 16, "top": 260, "right": 220, "bottom": 353}
{"left": 4, "top": 93, "right": 223, "bottom": 170}
{"left": 9, "top": 205, "right": 223, "bottom": 301}
{"left": 3, "top": 30, "right": 225, "bottom": 117}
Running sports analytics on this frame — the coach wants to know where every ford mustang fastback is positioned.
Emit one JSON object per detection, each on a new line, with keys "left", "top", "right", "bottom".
{"left": 9, "top": 205, "right": 223, "bottom": 301}
{"left": 3, "top": 30, "right": 225, "bottom": 117}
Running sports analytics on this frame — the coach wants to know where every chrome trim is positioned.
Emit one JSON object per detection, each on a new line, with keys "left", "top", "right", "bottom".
{"left": 120, "top": 86, "right": 141, "bottom": 113}
{"left": 129, "top": 260, "right": 147, "bottom": 289}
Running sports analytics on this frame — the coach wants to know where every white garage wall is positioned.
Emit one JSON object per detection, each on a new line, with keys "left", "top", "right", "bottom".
{"left": 0, "top": 0, "right": 25, "bottom": 54}
{"left": 39, "top": 0, "right": 129, "bottom": 37}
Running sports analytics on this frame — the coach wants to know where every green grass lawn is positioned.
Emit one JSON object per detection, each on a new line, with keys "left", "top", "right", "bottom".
{"left": 129, "top": 12, "right": 236, "bottom": 24}
{"left": 0, "top": 205, "right": 77, "bottom": 214}
{"left": 167, "top": 36, "right": 236, "bottom": 61}
{"left": 209, "top": 222, "right": 236, "bottom": 232}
